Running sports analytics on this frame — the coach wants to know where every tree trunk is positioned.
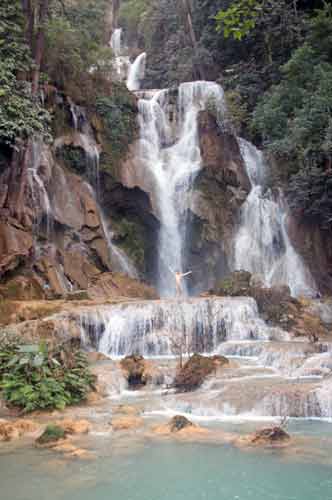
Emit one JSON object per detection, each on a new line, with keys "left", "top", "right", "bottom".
{"left": 31, "top": 0, "right": 49, "bottom": 95}
{"left": 180, "top": 0, "right": 205, "bottom": 80}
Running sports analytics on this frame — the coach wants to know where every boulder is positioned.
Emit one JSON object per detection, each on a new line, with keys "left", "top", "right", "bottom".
{"left": 153, "top": 416, "right": 208, "bottom": 438}
{"left": 238, "top": 426, "right": 291, "bottom": 447}
{"left": 120, "top": 355, "right": 150, "bottom": 388}
{"left": 36, "top": 425, "right": 66, "bottom": 445}
{"left": 169, "top": 415, "right": 194, "bottom": 432}
{"left": 173, "top": 353, "right": 229, "bottom": 392}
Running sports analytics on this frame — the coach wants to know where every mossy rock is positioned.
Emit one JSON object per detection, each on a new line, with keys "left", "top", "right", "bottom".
{"left": 94, "top": 83, "right": 138, "bottom": 172}
{"left": 215, "top": 271, "right": 252, "bottom": 296}
{"left": 112, "top": 218, "right": 146, "bottom": 271}
{"left": 55, "top": 145, "right": 87, "bottom": 175}
{"left": 36, "top": 425, "right": 66, "bottom": 445}
{"left": 174, "top": 353, "right": 229, "bottom": 392}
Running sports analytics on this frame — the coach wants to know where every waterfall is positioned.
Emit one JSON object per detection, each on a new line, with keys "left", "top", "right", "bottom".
{"left": 78, "top": 297, "right": 285, "bottom": 357}
{"left": 137, "top": 81, "right": 225, "bottom": 296}
{"left": 127, "top": 52, "right": 147, "bottom": 91}
{"left": 109, "top": 27, "right": 146, "bottom": 90}
{"left": 234, "top": 138, "right": 316, "bottom": 297}
{"left": 99, "top": 212, "right": 138, "bottom": 279}
{"left": 110, "top": 28, "right": 122, "bottom": 56}
{"left": 28, "top": 140, "right": 53, "bottom": 236}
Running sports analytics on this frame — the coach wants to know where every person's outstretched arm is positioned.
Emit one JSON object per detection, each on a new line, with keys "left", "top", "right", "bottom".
{"left": 181, "top": 271, "right": 192, "bottom": 277}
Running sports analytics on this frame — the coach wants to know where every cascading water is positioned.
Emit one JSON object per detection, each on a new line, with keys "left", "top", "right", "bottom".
{"left": 127, "top": 52, "right": 147, "bottom": 91}
{"left": 28, "top": 140, "right": 53, "bottom": 236}
{"left": 78, "top": 297, "right": 285, "bottom": 357}
{"left": 138, "top": 82, "right": 225, "bottom": 296}
{"left": 234, "top": 138, "right": 316, "bottom": 297}
{"left": 109, "top": 27, "right": 146, "bottom": 91}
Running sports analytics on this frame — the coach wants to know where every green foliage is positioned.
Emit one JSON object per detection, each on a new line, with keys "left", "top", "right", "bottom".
{"left": 0, "top": 333, "right": 95, "bottom": 412}
{"left": 36, "top": 424, "right": 66, "bottom": 444}
{"left": 44, "top": 6, "right": 113, "bottom": 104}
{"left": 215, "top": 0, "right": 263, "bottom": 40}
{"left": 0, "top": 1, "right": 50, "bottom": 146}
{"left": 114, "top": 218, "right": 146, "bottom": 270}
{"left": 119, "top": 0, "right": 153, "bottom": 44}
{"left": 56, "top": 145, "right": 87, "bottom": 174}
{"left": 96, "top": 84, "right": 138, "bottom": 166}
{"left": 287, "top": 167, "right": 332, "bottom": 228}
{"left": 224, "top": 90, "right": 248, "bottom": 134}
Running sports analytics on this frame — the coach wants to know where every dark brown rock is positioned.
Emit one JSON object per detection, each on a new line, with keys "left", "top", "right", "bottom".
{"left": 169, "top": 415, "right": 194, "bottom": 432}
{"left": 174, "top": 353, "right": 229, "bottom": 392}
{"left": 120, "top": 355, "right": 149, "bottom": 389}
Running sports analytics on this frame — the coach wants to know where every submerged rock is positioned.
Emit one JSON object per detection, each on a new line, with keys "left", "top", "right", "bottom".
{"left": 173, "top": 353, "right": 229, "bottom": 392}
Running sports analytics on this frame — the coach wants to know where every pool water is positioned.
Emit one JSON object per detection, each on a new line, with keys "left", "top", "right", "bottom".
{"left": 1, "top": 423, "right": 332, "bottom": 500}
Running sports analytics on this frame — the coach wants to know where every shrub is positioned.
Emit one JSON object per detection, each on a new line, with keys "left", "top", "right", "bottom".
{"left": 36, "top": 424, "right": 66, "bottom": 444}
{"left": 0, "top": 333, "right": 95, "bottom": 412}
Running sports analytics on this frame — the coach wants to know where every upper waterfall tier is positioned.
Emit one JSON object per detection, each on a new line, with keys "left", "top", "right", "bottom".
{"left": 137, "top": 81, "right": 226, "bottom": 297}
{"left": 78, "top": 296, "right": 288, "bottom": 357}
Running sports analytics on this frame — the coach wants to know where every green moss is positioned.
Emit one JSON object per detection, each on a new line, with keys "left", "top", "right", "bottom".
{"left": 36, "top": 425, "right": 65, "bottom": 444}
{"left": 215, "top": 271, "right": 251, "bottom": 296}
{"left": 52, "top": 106, "right": 72, "bottom": 138}
{"left": 113, "top": 218, "right": 146, "bottom": 270}
{"left": 94, "top": 83, "right": 138, "bottom": 172}
{"left": 56, "top": 145, "right": 87, "bottom": 174}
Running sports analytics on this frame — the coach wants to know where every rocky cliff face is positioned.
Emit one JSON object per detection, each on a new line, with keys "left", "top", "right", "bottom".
{"left": 0, "top": 95, "right": 159, "bottom": 299}
{"left": 186, "top": 111, "right": 250, "bottom": 293}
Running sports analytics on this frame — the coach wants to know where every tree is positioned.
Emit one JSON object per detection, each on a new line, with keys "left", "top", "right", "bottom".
{"left": 0, "top": 1, "right": 50, "bottom": 146}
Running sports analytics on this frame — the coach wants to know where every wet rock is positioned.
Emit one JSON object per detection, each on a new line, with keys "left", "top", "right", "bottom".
{"left": 214, "top": 271, "right": 328, "bottom": 337}
{"left": 239, "top": 426, "right": 291, "bottom": 447}
{"left": 0, "top": 419, "right": 40, "bottom": 441}
{"left": 120, "top": 355, "right": 150, "bottom": 388}
{"left": 153, "top": 416, "right": 208, "bottom": 438}
{"left": 66, "top": 290, "right": 89, "bottom": 301}
{"left": 112, "top": 415, "right": 144, "bottom": 431}
{"left": 0, "top": 222, "right": 33, "bottom": 278}
{"left": 0, "top": 276, "right": 45, "bottom": 301}
{"left": 173, "top": 353, "right": 229, "bottom": 392}
{"left": 56, "top": 419, "right": 91, "bottom": 435}
{"left": 169, "top": 415, "right": 193, "bottom": 432}
{"left": 215, "top": 271, "right": 251, "bottom": 297}
{"left": 87, "top": 272, "right": 159, "bottom": 300}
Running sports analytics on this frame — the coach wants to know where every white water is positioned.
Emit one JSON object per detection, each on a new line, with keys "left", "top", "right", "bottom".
{"left": 109, "top": 28, "right": 146, "bottom": 91}
{"left": 28, "top": 140, "right": 53, "bottom": 235}
{"left": 100, "top": 212, "right": 138, "bottom": 278}
{"left": 234, "top": 139, "right": 316, "bottom": 297}
{"left": 127, "top": 52, "right": 147, "bottom": 91}
{"left": 138, "top": 82, "right": 225, "bottom": 296}
{"left": 78, "top": 297, "right": 286, "bottom": 357}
